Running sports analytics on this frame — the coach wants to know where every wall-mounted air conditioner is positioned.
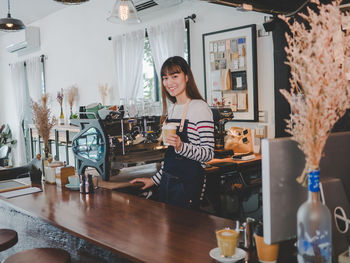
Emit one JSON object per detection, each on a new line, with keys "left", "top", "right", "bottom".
{"left": 6, "top": 27, "right": 40, "bottom": 56}
{"left": 134, "top": 0, "right": 183, "bottom": 13}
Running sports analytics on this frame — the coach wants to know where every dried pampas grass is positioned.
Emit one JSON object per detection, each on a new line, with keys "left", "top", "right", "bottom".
{"left": 32, "top": 94, "right": 56, "bottom": 150}
{"left": 99, "top": 83, "right": 109, "bottom": 105}
{"left": 280, "top": 0, "right": 350, "bottom": 185}
{"left": 67, "top": 85, "right": 78, "bottom": 110}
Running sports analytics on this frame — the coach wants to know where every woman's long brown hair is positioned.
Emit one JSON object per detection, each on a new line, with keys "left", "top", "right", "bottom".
{"left": 160, "top": 56, "right": 204, "bottom": 124}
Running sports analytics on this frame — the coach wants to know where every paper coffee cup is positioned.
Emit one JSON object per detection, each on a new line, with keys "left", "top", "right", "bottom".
{"left": 254, "top": 234, "right": 279, "bottom": 263}
{"left": 162, "top": 125, "right": 177, "bottom": 146}
{"left": 216, "top": 228, "right": 239, "bottom": 257}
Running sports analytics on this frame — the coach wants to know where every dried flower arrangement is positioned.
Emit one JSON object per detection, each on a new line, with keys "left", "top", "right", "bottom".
{"left": 279, "top": 0, "right": 350, "bottom": 185}
{"left": 99, "top": 83, "right": 109, "bottom": 105}
{"left": 32, "top": 94, "right": 56, "bottom": 156}
{"left": 56, "top": 89, "right": 64, "bottom": 108}
{"left": 67, "top": 85, "right": 78, "bottom": 116}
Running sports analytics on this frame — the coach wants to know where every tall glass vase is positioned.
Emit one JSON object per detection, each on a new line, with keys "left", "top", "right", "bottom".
{"left": 297, "top": 170, "right": 332, "bottom": 263}
{"left": 59, "top": 106, "right": 65, "bottom": 125}
{"left": 41, "top": 145, "right": 50, "bottom": 182}
{"left": 69, "top": 107, "right": 73, "bottom": 125}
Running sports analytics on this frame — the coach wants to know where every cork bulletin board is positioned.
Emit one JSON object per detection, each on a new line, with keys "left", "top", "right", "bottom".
{"left": 203, "top": 24, "right": 258, "bottom": 121}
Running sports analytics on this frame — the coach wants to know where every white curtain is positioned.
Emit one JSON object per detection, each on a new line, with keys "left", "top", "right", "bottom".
{"left": 10, "top": 62, "right": 28, "bottom": 166}
{"left": 147, "top": 18, "right": 185, "bottom": 77}
{"left": 25, "top": 56, "right": 44, "bottom": 161}
{"left": 26, "top": 57, "right": 43, "bottom": 103}
{"left": 113, "top": 29, "right": 145, "bottom": 102}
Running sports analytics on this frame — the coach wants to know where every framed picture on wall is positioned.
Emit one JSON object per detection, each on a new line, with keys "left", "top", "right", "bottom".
{"left": 202, "top": 24, "right": 258, "bottom": 121}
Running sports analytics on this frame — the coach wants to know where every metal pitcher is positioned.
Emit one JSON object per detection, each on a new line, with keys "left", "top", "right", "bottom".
{"left": 79, "top": 174, "right": 97, "bottom": 194}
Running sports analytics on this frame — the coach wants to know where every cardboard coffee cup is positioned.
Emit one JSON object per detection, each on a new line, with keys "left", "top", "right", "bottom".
{"left": 162, "top": 125, "right": 177, "bottom": 146}
{"left": 216, "top": 228, "right": 239, "bottom": 257}
{"left": 254, "top": 234, "right": 279, "bottom": 263}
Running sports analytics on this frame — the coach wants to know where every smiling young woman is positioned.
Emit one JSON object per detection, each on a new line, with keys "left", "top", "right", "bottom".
{"left": 130, "top": 56, "right": 215, "bottom": 209}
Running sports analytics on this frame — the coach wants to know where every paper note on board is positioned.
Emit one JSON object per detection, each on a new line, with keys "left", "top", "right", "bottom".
{"left": 210, "top": 53, "right": 215, "bottom": 62}
{"left": 211, "top": 70, "right": 222, "bottom": 91}
{"left": 233, "top": 59, "right": 239, "bottom": 70}
{"left": 236, "top": 77, "right": 243, "bottom": 88}
{"left": 218, "top": 42, "right": 225, "bottom": 52}
{"left": 231, "top": 40, "right": 238, "bottom": 53}
{"left": 238, "top": 44, "right": 244, "bottom": 56}
{"left": 224, "top": 95, "right": 232, "bottom": 107}
{"left": 232, "top": 93, "right": 238, "bottom": 111}
{"left": 237, "top": 93, "right": 247, "bottom": 111}
{"left": 224, "top": 93, "right": 238, "bottom": 111}
{"left": 226, "top": 40, "right": 231, "bottom": 50}
{"left": 239, "top": 56, "right": 245, "bottom": 68}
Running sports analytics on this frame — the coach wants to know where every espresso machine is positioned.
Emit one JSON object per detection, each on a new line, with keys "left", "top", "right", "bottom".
{"left": 71, "top": 107, "right": 166, "bottom": 181}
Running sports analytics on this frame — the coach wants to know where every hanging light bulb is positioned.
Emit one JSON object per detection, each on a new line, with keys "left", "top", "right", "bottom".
{"left": 119, "top": 4, "right": 129, "bottom": 21}
{"left": 0, "top": 0, "right": 25, "bottom": 32}
{"left": 107, "top": 0, "right": 141, "bottom": 24}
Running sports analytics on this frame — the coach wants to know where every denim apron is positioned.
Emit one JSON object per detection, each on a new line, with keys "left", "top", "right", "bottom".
{"left": 159, "top": 101, "right": 204, "bottom": 209}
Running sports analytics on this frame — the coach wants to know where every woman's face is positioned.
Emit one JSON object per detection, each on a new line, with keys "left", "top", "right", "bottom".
{"left": 162, "top": 70, "right": 188, "bottom": 98}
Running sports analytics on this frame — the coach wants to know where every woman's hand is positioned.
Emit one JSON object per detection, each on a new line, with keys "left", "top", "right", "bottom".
{"left": 129, "top": 178, "right": 155, "bottom": 190}
{"left": 166, "top": 134, "right": 183, "bottom": 151}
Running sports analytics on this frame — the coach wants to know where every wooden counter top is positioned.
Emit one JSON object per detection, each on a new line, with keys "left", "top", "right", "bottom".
{"left": 0, "top": 183, "right": 235, "bottom": 263}
{"left": 208, "top": 154, "right": 261, "bottom": 166}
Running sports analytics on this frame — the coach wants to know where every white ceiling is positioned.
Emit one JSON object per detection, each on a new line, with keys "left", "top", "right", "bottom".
{"left": 0, "top": 0, "right": 67, "bottom": 25}
{"left": 0, "top": 0, "right": 200, "bottom": 26}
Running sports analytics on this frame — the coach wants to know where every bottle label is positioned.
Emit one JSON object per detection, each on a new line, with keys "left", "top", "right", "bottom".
{"left": 298, "top": 227, "right": 332, "bottom": 262}
{"left": 308, "top": 170, "right": 320, "bottom": 192}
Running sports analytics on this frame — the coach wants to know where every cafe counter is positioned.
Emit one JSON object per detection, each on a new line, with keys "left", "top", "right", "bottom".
{"left": 0, "top": 181, "right": 235, "bottom": 263}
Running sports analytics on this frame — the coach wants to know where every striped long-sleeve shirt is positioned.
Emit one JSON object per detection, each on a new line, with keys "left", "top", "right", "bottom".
{"left": 152, "top": 99, "right": 215, "bottom": 186}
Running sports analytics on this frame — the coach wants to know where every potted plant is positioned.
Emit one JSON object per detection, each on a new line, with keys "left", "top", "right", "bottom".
{"left": 0, "top": 124, "right": 17, "bottom": 166}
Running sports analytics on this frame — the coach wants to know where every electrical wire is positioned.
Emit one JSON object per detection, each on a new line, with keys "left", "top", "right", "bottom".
{"left": 285, "top": 0, "right": 311, "bottom": 17}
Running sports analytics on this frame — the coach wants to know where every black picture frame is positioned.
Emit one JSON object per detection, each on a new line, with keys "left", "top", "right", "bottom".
{"left": 202, "top": 24, "right": 258, "bottom": 122}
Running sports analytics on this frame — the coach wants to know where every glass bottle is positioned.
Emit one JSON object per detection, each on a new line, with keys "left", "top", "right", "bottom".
{"left": 59, "top": 106, "right": 65, "bottom": 125}
{"left": 41, "top": 145, "right": 50, "bottom": 182}
{"left": 297, "top": 170, "right": 332, "bottom": 263}
{"left": 69, "top": 106, "right": 73, "bottom": 119}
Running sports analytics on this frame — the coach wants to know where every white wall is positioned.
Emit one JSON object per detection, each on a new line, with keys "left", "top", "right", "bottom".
{"left": 0, "top": 0, "right": 274, "bottom": 165}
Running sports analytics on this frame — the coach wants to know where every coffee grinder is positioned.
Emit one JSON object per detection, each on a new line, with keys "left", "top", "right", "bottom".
{"left": 211, "top": 107, "right": 234, "bottom": 157}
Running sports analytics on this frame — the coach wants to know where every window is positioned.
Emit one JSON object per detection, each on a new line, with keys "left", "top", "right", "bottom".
{"left": 142, "top": 26, "right": 189, "bottom": 102}
{"left": 143, "top": 37, "right": 158, "bottom": 101}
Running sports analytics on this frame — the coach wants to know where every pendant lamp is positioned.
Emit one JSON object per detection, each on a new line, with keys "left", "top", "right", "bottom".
{"left": 54, "top": 0, "right": 89, "bottom": 4}
{"left": 107, "top": 0, "right": 141, "bottom": 24}
{"left": 0, "top": 0, "right": 25, "bottom": 32}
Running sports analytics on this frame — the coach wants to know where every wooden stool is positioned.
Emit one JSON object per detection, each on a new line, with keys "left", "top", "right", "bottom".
{"left": 0, "top": 229, "right": 18, "bottom": 252}
{"left": 4, "top": 248, "right": 71, "bottom": 263}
